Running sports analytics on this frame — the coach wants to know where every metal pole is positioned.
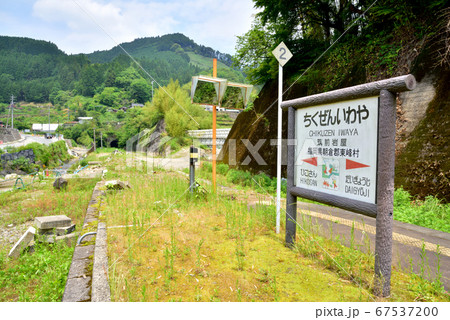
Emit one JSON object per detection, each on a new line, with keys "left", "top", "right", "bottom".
{"left": 11, "top": 95, "right": 14, "bottom": 129}
{"left": 374, "top": 89, "right": 396, "bottom": 297}
{"left": 93, "top": 128, "right": 96, "bottom": 152}
{"left": 285, "top": 106, "right": 297, "bottom": 246}
{"left": 276, "top": 63, "right": 283, "bottom": 234}
{"left": 190, "top": 146, "right": 195, "bottom": 194}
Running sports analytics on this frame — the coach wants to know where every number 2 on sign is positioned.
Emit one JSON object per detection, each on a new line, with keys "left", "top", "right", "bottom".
{"left": 279, "top": 47, "right": 286, "bottom": 60}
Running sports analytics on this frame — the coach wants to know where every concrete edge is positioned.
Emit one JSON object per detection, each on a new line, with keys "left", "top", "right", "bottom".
{"left": 92, "top": 221, "right": 111, "bottom": 302}
{"left": 62, "top": 181, "right": 108, "bottom": 302}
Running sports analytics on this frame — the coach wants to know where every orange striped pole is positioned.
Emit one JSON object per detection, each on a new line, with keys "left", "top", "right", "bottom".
{"left": 212, "top": 58, "right": 217, "bottom": 192}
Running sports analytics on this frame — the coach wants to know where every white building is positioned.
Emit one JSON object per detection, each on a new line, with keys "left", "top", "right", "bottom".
{"left": 78, "top": 117, "right": 93, "bottom": 124}
{"left": 32, "top": 123, "right": 59, "bottom": 133}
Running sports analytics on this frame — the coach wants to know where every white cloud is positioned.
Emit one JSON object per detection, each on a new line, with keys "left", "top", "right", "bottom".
{"left": 30, "top": 0, "right": 257, "bottom": 54}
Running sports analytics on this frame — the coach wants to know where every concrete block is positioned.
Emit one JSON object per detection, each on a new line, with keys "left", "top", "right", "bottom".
{"left": 62, "top": 277, "right": 91, "bottom": 302}
{"left": 9, "top": 227, "right": 36, "bottom": 258}
{"left": 105, "top": 180, "right": 131, "bottom": 190}
{"left": 45, "top": 232, "right": 79, "bottom": 245}
{"left": 55, "top": 224, "right": 76, "bottom": 236}
{"left": 72, "top": 245, "right": 95, "bottom": 261}
{"left": 67, "top": 258, "right": 91, "bottom": 279}
{"left": 92, "top": 245, "right": 111, "bottom": 302}
{"left": 35, "top": 215, "right": 71, "bottom": 229}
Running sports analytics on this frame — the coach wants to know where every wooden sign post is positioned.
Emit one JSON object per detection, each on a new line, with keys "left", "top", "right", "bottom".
{"left": 282, "top": 75, "right": 416, "bottom": 297}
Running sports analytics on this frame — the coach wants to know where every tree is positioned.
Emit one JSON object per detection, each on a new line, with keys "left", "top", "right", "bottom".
{"left": 77, "top": 130, "right": 93, "bottom": 147}
{"left": 254, "top": 0, "right": 367, "bottom": 42}
{"left": 95, "top": 87, "right": 121, "bottom": 107}
{"left": 130, "top": 79, "right": 151, "bottom": 103}
{"left": 233, "top": 16, "right": 277, "bottom": 84}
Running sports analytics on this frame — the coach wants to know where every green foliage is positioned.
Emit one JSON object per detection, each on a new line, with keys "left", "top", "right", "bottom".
{"left": 130, "top": 79, "right": 151, "bottom": 103}
{"left": 13, "top": 140, "right": 70, "bottom": 168}
{"left": 9, "top": 156, "right": 35, "bottom": 173}
{"left": 394, "top": 188, "right": 450, "bottom": 233}
{"left": 0, "top": 240, "right": 74, "bottom": 301}
{"left": 80, "top": 158, "right": 89, "bottom": 167}
{"left": 149, "top": 79, "right": 211, "bottom": 140}
{"left": 226, "top": 169, "right": 253, "bottom": 187}
{"left": 234, "top": 0, "right": 447, "bottom": 85}
{"left": 217, "top": 163, "right": 230, "bottom": 175}
{"left": 201, "top": 162, "right": 212, "bottom": 172}
{"left": 77, "top": 131, "right": 93, "bottom": 147}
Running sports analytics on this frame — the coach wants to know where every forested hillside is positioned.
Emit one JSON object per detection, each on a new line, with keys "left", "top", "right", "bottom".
{"left": 0, "top": 33, "right": 248, "bottom": 152}
{"left": 88, "top": 33, "right": 233, "bottom": 66}
{"left": 0, "top": 33, "right": 244, "bottom": 104}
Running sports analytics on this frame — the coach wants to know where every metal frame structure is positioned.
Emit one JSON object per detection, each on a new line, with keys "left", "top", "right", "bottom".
{"left": 191, "top": 59, "right": 253, "bottom": 191}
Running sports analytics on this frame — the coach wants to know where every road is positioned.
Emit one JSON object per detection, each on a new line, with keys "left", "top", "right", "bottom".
{"left": 0, "top": 133, "right": 62, "bottom": 149}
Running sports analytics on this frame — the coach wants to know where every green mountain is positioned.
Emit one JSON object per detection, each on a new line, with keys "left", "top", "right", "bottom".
{"left": 88, "top": 33, "right": 233, "bottom": 66}
{"left": 0, "top": 33, "right": 245, "bottom": 104}
{"left": 87, "top": 33, "right": 245, "bottom": 83}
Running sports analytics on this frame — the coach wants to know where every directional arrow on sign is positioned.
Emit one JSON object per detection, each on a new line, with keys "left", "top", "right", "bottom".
{"left": 302, "top": 157, "right": 318, "bottom": 166}
{"left": 346, "top": 159, "right": 370, "bottom": 170}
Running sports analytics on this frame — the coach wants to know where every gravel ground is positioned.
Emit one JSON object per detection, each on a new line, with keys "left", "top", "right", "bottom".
{"left": 0, "top": 218, "right": 34, "bottom": 253}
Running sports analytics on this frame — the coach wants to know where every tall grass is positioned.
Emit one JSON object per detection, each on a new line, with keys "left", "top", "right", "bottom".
{"left": 103, "top": 156, "right": 449, "bottom": 302}
{"left": 394, "top": 188, "right": 449, "bottom": 232}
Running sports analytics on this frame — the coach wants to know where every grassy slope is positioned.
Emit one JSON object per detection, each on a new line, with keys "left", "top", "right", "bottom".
{"left": 0, "top": 177, "right": 100, "bottom": 301}
{"left": 100, "top": 153, "right": 448, "bottom": 302}
{"left": 186, "top": 52, "right": 229, "bottom": 70}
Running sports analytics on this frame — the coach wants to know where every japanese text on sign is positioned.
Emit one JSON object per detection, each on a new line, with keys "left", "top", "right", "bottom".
{"left": 294, "top": 97, "right": 379, "bottom": 204}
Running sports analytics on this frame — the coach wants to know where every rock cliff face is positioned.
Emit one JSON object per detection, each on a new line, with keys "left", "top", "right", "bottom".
{"left": 219, "top": 68, "right": 449, "bottom": 202}
{"left": 395, "top": 70, "right": 449, "bottom": 202}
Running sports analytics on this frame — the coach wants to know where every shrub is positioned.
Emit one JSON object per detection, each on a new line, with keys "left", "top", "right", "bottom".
{"left": 201, "top": 162, "right": 212, "bottom": 172}
{"left": 253, "top": 172, "right": 273, "bottom": 191}
{"left": 226, "top": 169, "right": 252, "bottom": 186}
{"left": 10, "top": 156, "right": 35, "bottom": 173}
{"left": 80, "top": 159, "right": 88, "bottom": 167}
{"left": 217, "top": 163, "right": 229, "bottom": 175}
{"left": 394, "top": 188, "right": 450, "bottom": 232}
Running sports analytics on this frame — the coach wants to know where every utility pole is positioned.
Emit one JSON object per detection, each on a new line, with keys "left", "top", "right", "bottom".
{"left": 93, "top": 128, "right": 96, "bottom": 152}
{"left": 100, "top": 131, "right": 103, "bottom": 149}
{"left": 151, "top": 81, "right": 154, "bottom": 101}
{"left": 10, "top": 95, "right": 15, "bottom": 129}
{"left": 48, "top": 104, "right": 51, "bottom": 132}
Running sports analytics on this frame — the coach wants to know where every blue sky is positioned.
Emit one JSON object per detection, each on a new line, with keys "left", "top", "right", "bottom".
{"left": 0, "top": 0, "right": 258, "bottom": 55}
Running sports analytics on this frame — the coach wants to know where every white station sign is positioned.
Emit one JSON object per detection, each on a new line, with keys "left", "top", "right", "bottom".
{"left": 294, "top": 96, "right": 379, "bottom": 204}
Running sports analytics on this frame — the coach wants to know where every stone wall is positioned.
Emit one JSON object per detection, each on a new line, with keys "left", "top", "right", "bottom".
{"left": 0, "top": 128, "right": 21, "bottom": 143}
{"left": 396, "top": 74, "right": 436, "bottom": 154}
{"left": 1, "top": 149, "right": 35, "bottom": 164}
{"left": 1, "top": 149, "right": 35, "bottom": 163}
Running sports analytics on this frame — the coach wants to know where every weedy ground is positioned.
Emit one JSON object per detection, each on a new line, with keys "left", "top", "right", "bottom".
{"left": 0, "top": 177, "right": 99, "bottom": 301}
{"left": 101, "top": 153, "right": 449, "bottom": 302}
{"left": 0, "top": 149, "right": 447, "bottom": 302}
